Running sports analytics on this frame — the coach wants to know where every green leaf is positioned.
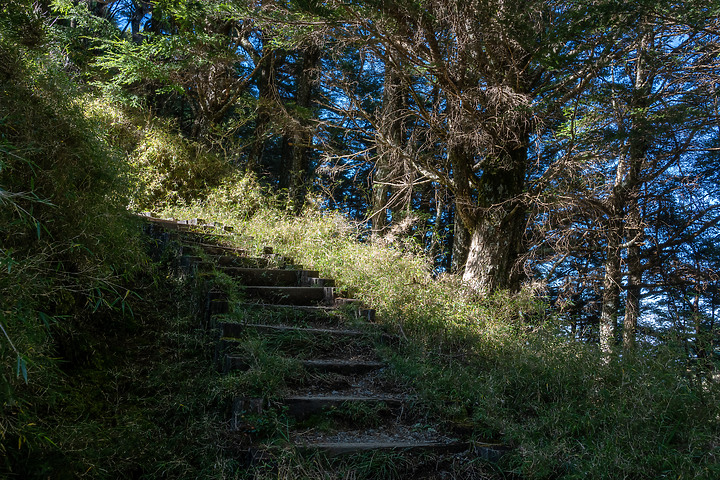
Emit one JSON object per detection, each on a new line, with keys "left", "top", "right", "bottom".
{"left": 38, "top": 311, "right": 51, "bottom": 329}
{"left": 51, "top": 0, "right": 75, "bottom": 15}
{"left": 16, "top": 356, "right": 27, "bottom": 384}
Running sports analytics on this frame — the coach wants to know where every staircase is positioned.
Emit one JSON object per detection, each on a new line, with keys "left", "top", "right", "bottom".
{"left": 142, "top": 214, "right": 506, "bottom": 477}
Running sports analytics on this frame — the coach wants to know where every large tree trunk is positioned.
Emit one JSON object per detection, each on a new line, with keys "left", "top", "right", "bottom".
{"left": 371, "top": 56, "right": 406, "bottom": 236}
{"left": 461, "top": 145, "right": 527, "bottom": 293}
{"left": 247, "top": 44, "right": 276, "bottom": 174}
{"left": 450, "top": 209, "right": 470, "bottom": 274}
{"left": 600, "top": 210, "right": 622, "bottom": 354}
{"left": 370, "top": 163, "right": 392, "bottom": 235}
{"left": 619, "top": 22, "right": 652, "bottom": 352}
{"left": 623, "top": 184, "right": 643, "bottom": 351}
{"left": 286, "top": 46, "right": 321, "bottom": 213}
{"left": 462, "top": 208, "right": 526, "bottom": 292}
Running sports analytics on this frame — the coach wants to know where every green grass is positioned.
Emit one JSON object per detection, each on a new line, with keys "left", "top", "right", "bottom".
{"left": 160, "top": 189, "right": 720, "bottom": 480}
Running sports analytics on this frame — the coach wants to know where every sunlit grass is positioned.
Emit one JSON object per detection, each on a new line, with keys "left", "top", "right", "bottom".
{"left": 160, "top": 182, "right": 720, "bottom": 479}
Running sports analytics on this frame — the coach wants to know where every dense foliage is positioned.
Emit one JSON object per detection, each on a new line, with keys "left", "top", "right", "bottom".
{"left": 70, "top": 0, "right": 720, "bottom": 355}
{"left": 1, "top": 0, "right": 719, "bottom": 478}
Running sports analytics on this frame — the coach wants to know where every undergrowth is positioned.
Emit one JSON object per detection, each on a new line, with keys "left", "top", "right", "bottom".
{"left": 0, "top": 5, "right": 234, "bottom": 476}
{"left": 162, "top": 184, "right": 720, "bottom": 480}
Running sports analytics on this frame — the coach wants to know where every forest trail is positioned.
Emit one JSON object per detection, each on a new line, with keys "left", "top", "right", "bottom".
{"left": 143, "top": 215, "right": 506, "bottom": 478}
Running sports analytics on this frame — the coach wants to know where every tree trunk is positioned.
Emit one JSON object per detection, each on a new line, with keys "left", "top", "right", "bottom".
{"left": 623, "top": 245, "right": 642, "bottom": 351}
{"left": 248, "top": 44, "right": 276, "bottom": 174}
{"left": 286, "top": 46, "right": 321, "bottom": 213}
{"left": 370, "top": 163, "right": 392, "bottom": 235}
{"left": 130, "top": 2, "right": 151, "bottom": 44}
{"left": 605, "top": 19, "right": 652, "bottom": 354}
{"left": 461, "top": 145, "right": 527, "bottom": 293}
{"left": 623, "top": 191, "right": 643, "bottom": 351}
{"left": 462, "top": 208, "right": 526, "bottom": 292}
{"left": 600, "top": 212, "right": 622, "bottom": 354}
{"left": 371, "top": 55, "right": 405, "bottom": 236}
{"left": 451, "top": 213, "right": 470, "bottom": 274}
{"left": 622, "top": 22, "right": 651, "bottom": 351}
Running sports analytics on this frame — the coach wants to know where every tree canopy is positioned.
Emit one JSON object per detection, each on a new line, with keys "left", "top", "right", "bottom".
{"left": 61, "top": 0, "right": 720, "bottom": 353}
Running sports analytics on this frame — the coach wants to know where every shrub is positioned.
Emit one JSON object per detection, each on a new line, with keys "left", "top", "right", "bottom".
{"left": 0, "top": 6, "right": 147, "bottom": 471}
{"left": 127, "top": 119, "right": 231, "bottom": 210}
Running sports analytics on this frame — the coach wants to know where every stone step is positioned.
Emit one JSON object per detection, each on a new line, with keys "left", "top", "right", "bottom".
{"left": 218, "top": 267, "right": 320, "bottom": 287}
{"left": 242, "top": 286, "right": 334, "bottom": 305}
{"left": 224, "top": 356, "right": 385, "bottom": 375}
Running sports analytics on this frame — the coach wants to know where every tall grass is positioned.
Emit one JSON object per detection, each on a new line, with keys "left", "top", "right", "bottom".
{"left": 1, "top": 5, "right": 149, "bottom": 473}
{"left": 163, "top": 183, "right": 720, "bottom": 479}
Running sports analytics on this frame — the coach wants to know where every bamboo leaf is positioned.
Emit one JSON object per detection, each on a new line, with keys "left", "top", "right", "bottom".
{"left": 16, "top": 355, "right": 28, "bottom": 384}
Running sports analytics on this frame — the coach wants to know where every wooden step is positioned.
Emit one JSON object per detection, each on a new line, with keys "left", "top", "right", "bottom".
{"left": 301, "top": 359, "right": 385, "bottom": 375}
{"left": 181, "top": 242, "right": 247, "bottom": 256}
{"left": 236, "top": 303, "right": 376, "bottom": 322}
{"left": 182, "top": 254, "right": 291, "bottom": 270}
{"left": 243, "top": 286, "right": 334, "bottom": 305}
{"left": 306, "top": 277, "right": 336, "bottom": 288}
{"left": 143, "top": 216, "right": 208, "bottom": 230}
{"left": 220, "top": 322, "right": 378, "bottom": 340}
{"left": 232, "top": 395, "right": 404, "bottom": 424}
{"left": 219, "top": 268, "right": 320, "bottom": 287}
{"left": 236, "top": 303, "right": 338, "bottom": 313}
{"left": 205, "top": 290, "right": 230, "bottom": 326}
{"left": 224, "top": 356, "right": 385, "bottom": 375}
{"left": 297, "top": 440, "right": 469, "bottom": 456}
{"left": 288, "top": 425, "right": 469, "bottom": 456}
{"left": 282, "top": 395, "right": 403, "bottom": 420}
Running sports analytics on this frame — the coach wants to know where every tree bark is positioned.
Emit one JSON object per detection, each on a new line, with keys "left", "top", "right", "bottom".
{"left": 461, "top": 145, "right": 527, "bottom": 293}
{"left": 451, "top": 208, "right": 470, "bottom": 274}
{"left": 623, "top": 236, "right": 642, "bottom": 351}
{"left": 247, "top": 44, "right": 276, "bottom": 174}
{"left": 286, "top": 46, "right": 321, "bottom": 213}
{"left": 371, "top": 55, "right": 406, "bottom": 236}
{"left": 370, "top": 163, "right": 392, "bottom": 235}
{"left": 130, "top": 1, "right": 151, "bottom": 44}
{"left": 600, "top": 206, "right": 623, "bottom": 354}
